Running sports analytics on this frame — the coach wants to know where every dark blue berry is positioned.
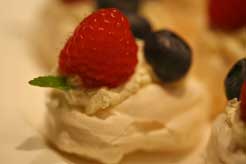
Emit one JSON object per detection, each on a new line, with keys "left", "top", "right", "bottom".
{"left": 125, "top": 12, "right": 152, "bottom": 39}
{"left": 144, "top": 30, "right": 192, "bottom": 83}
{"left": 225, "top": 58, "right": 246, "bottom": 100}
{"left": 96, "top": 0, "right": 140, "bottom": 13}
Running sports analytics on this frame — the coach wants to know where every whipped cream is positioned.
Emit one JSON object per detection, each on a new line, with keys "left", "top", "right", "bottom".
{"left": 46, "top": 78, "right": 210, "bottom": 164}
{"left": 205, "top": 99, "right": 246, "bottom": 164}
{"left": 64, "top": 42, "right": 151, "bottom": 115}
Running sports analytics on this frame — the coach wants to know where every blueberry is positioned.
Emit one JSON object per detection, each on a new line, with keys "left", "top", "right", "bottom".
{"left": 125, "top": 12, "right": 152, "bottom": 39}
{"left": 225, "top": 58, "right": 246, "bottom": 100}
{"left": 96, "top": 0, "right": 140, "bottom": 13}
{"left": 144, "top": 30, "right": 192, "bottom": 83}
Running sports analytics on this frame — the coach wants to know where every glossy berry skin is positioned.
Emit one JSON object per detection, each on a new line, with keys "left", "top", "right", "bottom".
{"left": 144, "top": 30, "right": 192, "bottom": 83}
{"left": 125, "top": 12, "right": 152, "bottom": 39}
{"left": 59, "top": 8, "right": 138, "bottom": 88}
{"left": 225, "top": 58, "right": 246, "bottom": 100}
{"left": 96, "top": 0, "right": 140, "bottom": 13}
{"left": 209, "top": 0, "right": 246, "bottom": 30}
{"left": 240, "top": 81, "right": 246, "bottom": 122}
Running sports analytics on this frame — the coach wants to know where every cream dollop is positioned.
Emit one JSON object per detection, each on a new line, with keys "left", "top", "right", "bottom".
{"left": 205, "top": 99, "right": 246, "bottom": 164}
{"left": 64, "top": 43, "right": 152, "bottom": 115}
{"left": 45, "top": 77, "right": 210, "bottom": 164}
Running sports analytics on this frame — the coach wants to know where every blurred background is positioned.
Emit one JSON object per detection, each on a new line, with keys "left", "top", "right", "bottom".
{"left": 0, "top": 1, "right": 49, "bottom": 163}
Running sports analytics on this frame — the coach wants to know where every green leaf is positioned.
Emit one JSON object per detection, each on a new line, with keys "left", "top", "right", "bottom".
{"left": 29, "top": 76, "right": 73, "bottom": 91}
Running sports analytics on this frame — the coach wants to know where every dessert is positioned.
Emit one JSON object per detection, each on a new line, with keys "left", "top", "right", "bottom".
{"left": 30, "top": 8, "right": 211, "bottom": 164}
{"left": 205, "top": 0, "right": 246, "bottom": 63}
{"left": 205, "top": 58, "right": 246, "bottom": 164}
{"left": 199, "top": 0, "right": 245, "bottom": 118}
{"left": 205, "top": 99, "right": 246, "bottom": 164}
{"left": 32, "top": 0, "right": 245, "bottom": 120}
{"left": 142, "top": 0, "right": 245, "bottom": 118}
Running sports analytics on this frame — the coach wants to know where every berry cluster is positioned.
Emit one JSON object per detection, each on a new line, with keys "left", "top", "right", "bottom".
{"left": 58, "top": 7, "right": 192, "bottom": 88}
{"left": 31, "top": 1, "right": 245, "bottom": 91}
{"left": 96, "top": 1, "right": 192, "bottom": 83}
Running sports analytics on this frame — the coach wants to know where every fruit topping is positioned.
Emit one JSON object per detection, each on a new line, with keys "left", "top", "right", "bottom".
{"left": 30, "top": 9, "right": 137, "bottom": 90}
{"left": 59, "top": 8, "right": 138, "bottom": 88}
{"left": 208, "top": 0, "right": 246, "bottom": 30}
{"left": 125, "top": 12, "right": 152, "bottom": 39}
{"left": 144, "top": 30, "right": 192, "bottom": 83}
{"left": 225, "top": 58, "right": 246, "bottom": 100}
{"left": 96, "top": 0, "right": 140, "bottom": 13}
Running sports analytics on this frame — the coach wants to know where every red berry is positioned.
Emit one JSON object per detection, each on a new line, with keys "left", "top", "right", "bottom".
{"left": 208, "top": 0, "right": 246, "bottom": 30}
{"left": 240, "top": 81, "right": 246, "bottom": 122}
{"left": 59, "top": 8, "right": 138, "bottom": 88}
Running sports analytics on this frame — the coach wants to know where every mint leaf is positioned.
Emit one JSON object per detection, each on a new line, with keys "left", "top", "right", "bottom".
{"left": 29, "top": 76, "right": 73, "bottom": 91}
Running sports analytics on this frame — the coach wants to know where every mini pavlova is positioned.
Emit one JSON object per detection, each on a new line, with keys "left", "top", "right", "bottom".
{"left": 30, "top": 8, "right": 211, "bottom": 164}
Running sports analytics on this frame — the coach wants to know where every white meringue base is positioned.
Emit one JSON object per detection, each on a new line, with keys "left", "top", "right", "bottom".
{"left": 45, "top": 78, "right": 211, "bottom": 164}
{"left": 205, "top": 100, "right": 246, "bottom": 164}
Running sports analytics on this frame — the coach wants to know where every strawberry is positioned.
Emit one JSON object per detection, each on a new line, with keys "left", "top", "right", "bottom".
{"left": 59, "top": 8, "right": 138, "bottom": 88}
{"left": 240, "top": 81, "right": 246, "bottom": 122}
{"left": 208, "top": 0, "right": 246, "bottom": 30}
